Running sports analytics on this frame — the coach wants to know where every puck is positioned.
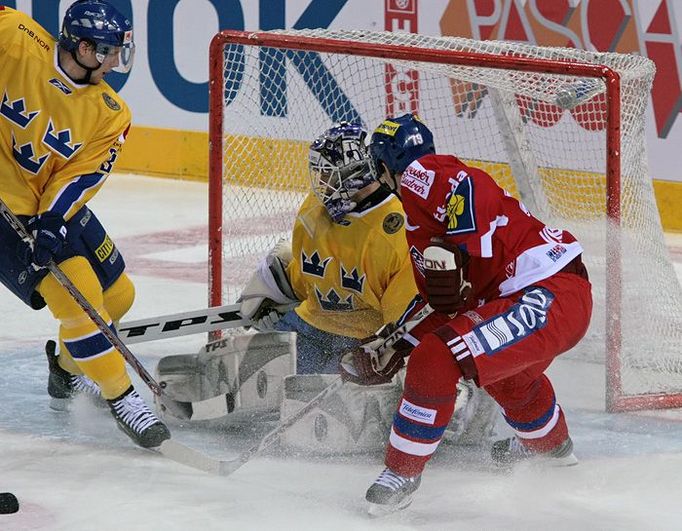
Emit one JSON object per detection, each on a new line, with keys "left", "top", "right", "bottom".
{"left": 0, "top": 492, "right": 19, "bottom": 514}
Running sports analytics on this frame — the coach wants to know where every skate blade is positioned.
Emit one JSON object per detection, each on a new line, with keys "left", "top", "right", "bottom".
{"left": 367, "top": 495, "right": 414, "bottom": 518}
{"left": 49, "top": 397, "right": 71, "bottom": 411}
{"left": 49, "top": 395, "right": 107, "bottom": 412}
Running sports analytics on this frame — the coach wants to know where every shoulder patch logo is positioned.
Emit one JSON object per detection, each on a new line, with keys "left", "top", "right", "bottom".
{"left": 102, "top": 93, "right": 121, "bottom": 111}
{"left": 383, "top": 212, "right": 404, "bottom": 234}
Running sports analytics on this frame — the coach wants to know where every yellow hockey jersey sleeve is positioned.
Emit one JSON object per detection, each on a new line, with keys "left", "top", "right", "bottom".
{"left": 287, "top": 192, "right": 418, "bottom": 339}
{"left": 0, "top": 7, "right": 131, "bottom": 221}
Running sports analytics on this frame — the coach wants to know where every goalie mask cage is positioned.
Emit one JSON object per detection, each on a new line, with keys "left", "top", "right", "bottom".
{"left": 208, "top": 29, "right": 682, "bottom": 413}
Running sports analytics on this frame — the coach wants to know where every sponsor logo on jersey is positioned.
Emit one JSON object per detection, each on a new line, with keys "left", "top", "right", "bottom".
{"left": 401, "top": 163, "right": 434, "bottom": 199}
{"left": 102, "top": 93, "right": 121, "bottom": 111}
{"left": 302, "top": 250, "right": 331, "bottom": 278}
{"left": 473, "top": 286, "right": 555, "bottom": 355}
{"left": 17, "top": 23, "right": 50, "bottom": 51}
{"left": 462, "top": 310, "right": 484, "bottom": 325}
{"left": 399, "top": 398, "right": 436, "bottom": 425}
{"left": 439, "top": 176, "right": 477, "bottom": 235}
{"left": 340, "top": 266, "right": 365, "bottom": 293}
{"left": 382, "top": 212, "right": 404, "bottom": 234}
{"left": 48, "top": 78, "right": 72, "bottom": 95}
{"left": 95, "top": 235, "right": 115, "bottom": 262}
{"left": 409, "top": 245, "right": 425, "bottom": 277}
{"left": 546, "top": 244, "right": 567, "bottom": 262}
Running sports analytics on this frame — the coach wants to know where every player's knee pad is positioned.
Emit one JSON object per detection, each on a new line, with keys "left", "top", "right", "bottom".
{"left": 103, "top": 273, "right": 135, "bottom": 322}
{"left": 155, "top": 332, "right": 296, "bottom": 424}
{"left": 279, "top": 374, "right": 402, "bottom": 455}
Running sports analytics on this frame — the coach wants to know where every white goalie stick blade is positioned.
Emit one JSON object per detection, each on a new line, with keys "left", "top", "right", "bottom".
{"left": 118, "top": 304, "right": 250, "bottom": 344}
{"left": 159, "top": 377, "right": 346, "bottom": 476}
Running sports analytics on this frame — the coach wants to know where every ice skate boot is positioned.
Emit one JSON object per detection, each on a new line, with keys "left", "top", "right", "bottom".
{"left": 491, "top": 436, "right": 578, "bottom": 467}
{"left": 46, "top": 340, "right": 104, "bottom": 411}
{"left": 108, "top": 386, "right": 171, "bottom": 448}
{"left": 365, "top": 467, "right": 421, "bottom": 517}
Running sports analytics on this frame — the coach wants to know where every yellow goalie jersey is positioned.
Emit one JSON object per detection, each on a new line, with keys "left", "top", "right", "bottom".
{"left": 0, "top": 7, "right": 131, "bottom": 221}
{"left": 287, "top": 189, "right": 418, "bottom": 339}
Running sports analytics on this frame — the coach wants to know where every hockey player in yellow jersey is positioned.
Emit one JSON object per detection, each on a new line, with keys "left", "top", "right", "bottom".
{"left": 0, "top": 1, "right": 169, "bottom": 448}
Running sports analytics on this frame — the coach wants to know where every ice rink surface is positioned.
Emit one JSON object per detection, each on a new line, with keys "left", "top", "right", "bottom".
{"left": 1, "top": 174, "right": 682, "bottom": 530}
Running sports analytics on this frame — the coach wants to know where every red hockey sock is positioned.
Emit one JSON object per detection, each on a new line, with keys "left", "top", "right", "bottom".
{"left": 385, "top": 333, "right": 463, "bottom": 477}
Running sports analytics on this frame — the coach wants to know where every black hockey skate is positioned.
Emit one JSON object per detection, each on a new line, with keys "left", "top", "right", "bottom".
{"left": 365, "top": 467, "right": 422, "bottom": 517}
{"left": 491, "top": 436, "right": 578, "bottom": 467}
{"left": 46, "top": 340, "right": 105, "bottom": 411}
{"left": 108, "top": 386, "right": 171, "bottom": 448}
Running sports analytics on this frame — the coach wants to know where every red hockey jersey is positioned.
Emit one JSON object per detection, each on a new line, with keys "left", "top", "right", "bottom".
{"left": 400, "top": 154, "right": 583, "bottom": 305}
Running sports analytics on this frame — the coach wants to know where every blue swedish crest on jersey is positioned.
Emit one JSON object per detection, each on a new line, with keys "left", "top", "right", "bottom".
{"left": 474, "top": 287, "right": 555, "bottom": 355}
{"left": 340, "top": 265, "right": 365, "bottom": 293}
{"left": 315, "top": 287, "right": 354, "bottom": 311}
{"left": 302, "top": 250, "right": 331, "bottom": 278}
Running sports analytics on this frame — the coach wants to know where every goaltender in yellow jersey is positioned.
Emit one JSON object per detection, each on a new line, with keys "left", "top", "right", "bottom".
{"left": 239, "top": 122, "right": 418, "bottom": 374}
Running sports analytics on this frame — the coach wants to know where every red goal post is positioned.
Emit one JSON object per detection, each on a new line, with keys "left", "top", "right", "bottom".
{"left": 207, "top": 29, "right": 682, "bottom": 412}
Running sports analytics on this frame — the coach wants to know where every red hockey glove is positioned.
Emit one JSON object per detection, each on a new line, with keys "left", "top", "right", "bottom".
{"left": 339, "top": 328, "right": 412, "bottom": 386}
{"left": 423, "top": 237, "right": 472, "bottom": 314}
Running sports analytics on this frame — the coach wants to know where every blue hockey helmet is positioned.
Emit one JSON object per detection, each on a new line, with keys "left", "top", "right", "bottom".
{"left": 369, "top": 114, "right": 435, "bottom": 189}
{"left": 59, "top": 0, "right": 135, "bottom": 74}
{"left": 308, "top": 122, "right": 377, "bottom": 223}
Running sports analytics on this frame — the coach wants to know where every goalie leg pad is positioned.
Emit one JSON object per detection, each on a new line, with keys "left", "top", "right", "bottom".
{"left": 442, "top": 380, "right": 499, "bottom": 446}
{"left": 155, "top": 331, "right": 296, "bottom": 423}
{"left": 279, "top": 374, "right": 402, "bottom": 455}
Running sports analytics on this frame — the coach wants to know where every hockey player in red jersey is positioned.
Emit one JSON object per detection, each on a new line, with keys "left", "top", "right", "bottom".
{"left": 340, "top": 114, "right": 592, "bottom": 514}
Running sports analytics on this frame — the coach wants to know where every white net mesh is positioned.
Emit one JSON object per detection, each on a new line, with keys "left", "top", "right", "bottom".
{"left": 212, "top": 29, "right": 682, "bottom": 409}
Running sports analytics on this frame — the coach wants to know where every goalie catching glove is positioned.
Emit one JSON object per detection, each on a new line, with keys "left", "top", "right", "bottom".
{"left": 339, "top": 303, "right": 435, "bottom": 385}
{"left": 424, "top": 237, "right": 472, "bottom": 314}
{"left": 238, "top": 240, "right": 300, "bottom": 331}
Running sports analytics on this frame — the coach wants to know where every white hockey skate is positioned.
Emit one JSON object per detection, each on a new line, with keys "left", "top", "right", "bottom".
{"left": 108, "top": 386, "right": 171, "bottom": 448}
{"left": 45, "top": 340, "right": 105, "bottom": 411}
{"left": 491, "top": 436, "right": 578, "bottom": 467}
{"left": 365, "top": 467, "right": 421, "bottom": 517}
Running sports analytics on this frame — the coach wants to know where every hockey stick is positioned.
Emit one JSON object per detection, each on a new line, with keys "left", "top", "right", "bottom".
{"left": 158, "top": 376, "right": 345, "bottom": 475}
{"left": 118, "top": 304, "right": 249, "bottom": 344}
{"left": 0, "top": 199, "right": 194, "bottom": 421}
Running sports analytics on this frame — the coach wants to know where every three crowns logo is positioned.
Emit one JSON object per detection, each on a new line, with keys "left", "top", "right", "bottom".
{"left": 302, "top": 250, "right": 332, "bottom": 278}
{"left": 315, "top": 287, "right": 354, "bottom": 311}
{"left": 341, "top": 266, "right": 365, "bottom": 293}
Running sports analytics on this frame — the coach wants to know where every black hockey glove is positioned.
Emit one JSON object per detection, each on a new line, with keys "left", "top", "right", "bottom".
{"left": 423, "top": 237, "right": 472, "bottom": 314}
{"left": 30, "top": 211, "right": 68, "bottom": 268}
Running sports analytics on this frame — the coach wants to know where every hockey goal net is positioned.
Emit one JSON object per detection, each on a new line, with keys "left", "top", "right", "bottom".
{"left": 208, "top": 29, "right": 682, "bottom": 413}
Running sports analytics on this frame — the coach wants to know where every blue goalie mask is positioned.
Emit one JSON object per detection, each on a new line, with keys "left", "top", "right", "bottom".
{"left": 308, "top": 122, "right": 377, "bottom": 223}
{"left": 59, "top": 0, "right": 135, "bottom": 74}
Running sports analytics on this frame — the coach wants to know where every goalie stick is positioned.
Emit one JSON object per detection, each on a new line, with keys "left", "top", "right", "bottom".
{"left": 118, "top": 304, "right": 248, "bottom": 344}
{"left": 0, "top": 198, "right": 197, "bottom": 421}
{"left": 159, "top": 376, "right": 345, "bottom": 475}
